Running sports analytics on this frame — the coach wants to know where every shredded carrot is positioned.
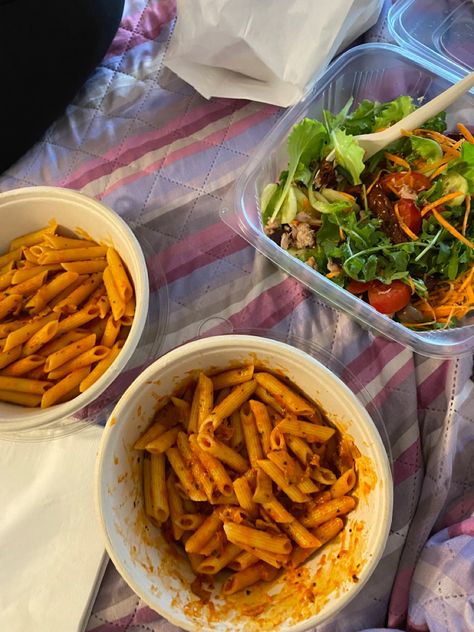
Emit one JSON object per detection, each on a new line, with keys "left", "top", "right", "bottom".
{"left": 384, "top": 152, "right": 411, "bottom": 170}
{"left": 407, "top": 277, "right": 415, "bottom": 294}
{"left": 366, "top": 171, "right": 381, "bottom": 195}
{"left": 462, "top": 195, "right": 471, "bottom": 236}
{"left": 394, "top": 202, "right": 418, "bottom": 240}
{"left": 457, "top": 122, "right": 474, "bottom": 144}
{"left": 413, "top": 128, "right": 456, "bottom": 146}
{"left": 326, "top": 271, "right": 341, "bottom": 279}
{"left": 420, "top": 192, "right": 466, "bottom": 217}
{"left": 408, "top": 265, "right": 474, "bottom": 328}
{"left": 339, "top": 227, "right": 345, "bottom": 241}
{"left": 429, "top": 163, "right": 449, "bottom": 180}
{"left": 400, "top": 128, "right": 413, "bottom": 137}
{"left": 451, "top": 137, "right": 465, "bottom": 151}
{"left": 431, "top": 208, "right": 474, "bottom": 249}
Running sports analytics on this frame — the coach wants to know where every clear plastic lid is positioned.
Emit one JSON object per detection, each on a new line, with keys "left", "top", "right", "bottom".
{"left": 223, "top": 43, "right": 474, "bottom": 358}
{"left": 389, "top": 0, "right": 474, "bottom": 79}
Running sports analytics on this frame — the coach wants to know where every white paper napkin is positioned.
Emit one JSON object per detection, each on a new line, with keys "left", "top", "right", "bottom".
{"left": 0, "top": 424, "right": 107, "bottom": 632}
{"left": 164, "top": 0, "right": 383, "bottom": 106}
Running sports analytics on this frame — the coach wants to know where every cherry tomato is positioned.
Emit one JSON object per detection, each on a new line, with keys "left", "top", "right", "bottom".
{"left": 367, "top": 280, "right": 412, "bottom": 314}
{"left": 397, "top": 198, "right": 422, "bottom": 234}
{"left": 346, "top": 280, "right": 372, "bottom": 294}
{"left": 380, "top": 171, "right": 431, "bottom": 196}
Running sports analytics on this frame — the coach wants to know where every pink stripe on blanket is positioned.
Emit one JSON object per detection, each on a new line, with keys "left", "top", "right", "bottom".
{"left": 388, "top": 566, "right": 416, "bottom": 628}
{"left": 62, "top": 100, "right": 247, "bottom": 190}
{"left": 98, "top": 105, "right": 276, "bottom": 198}
{"left": 106, "top": 0, "right": 176, "bottom": 58}
{"left": 447, "top": 516, "right": 474, "bottom": 538}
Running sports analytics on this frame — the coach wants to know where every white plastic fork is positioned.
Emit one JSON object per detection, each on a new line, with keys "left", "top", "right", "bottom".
{"left": 326, "top": 70, "right": 474, "bottom": 162}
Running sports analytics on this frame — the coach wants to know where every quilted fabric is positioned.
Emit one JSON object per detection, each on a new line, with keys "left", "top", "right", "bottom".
{"left": 1, "top": 1, "right": 473, "bottom": 631}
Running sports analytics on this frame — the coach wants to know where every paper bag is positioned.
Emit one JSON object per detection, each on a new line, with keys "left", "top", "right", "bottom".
{"left": 164, "top": 0, "right": 384, "bottom": 107}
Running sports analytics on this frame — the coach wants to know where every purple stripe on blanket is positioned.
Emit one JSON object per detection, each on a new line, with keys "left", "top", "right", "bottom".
{"left": 393, "top": 439, "right": 423, "bottom": 486}
{"left": 63, "top": 100, "right": 249, "bottom": 190}
{"left": 343, "top": 336, "right": 404, "bottom": 392}
{"left": 88, "top": 605, "right": 159, "bottom": 632}
{"left": 438, "top": 491, "right": 474, "bottom": 529}
{"left": 417, "top": 361, "right": 451, "bottom": 409}
{"left": 389, "top": 566, "right": 417, "bottom": 628}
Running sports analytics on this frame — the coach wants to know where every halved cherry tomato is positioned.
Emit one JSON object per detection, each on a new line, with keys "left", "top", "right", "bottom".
{"left": 367, "top": 280, "right": 411, "bottom": 314}
{"left": 380, "top": 171, "right": 431, "bottom": 196}
{"left": 397, "top": 198, "right": 422, "bottom": 234}
{"left": 346, "top": 280, "right": 372, "bottom": 294}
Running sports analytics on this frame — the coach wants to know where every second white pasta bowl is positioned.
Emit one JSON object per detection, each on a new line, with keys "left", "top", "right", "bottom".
{"left": 96, "top": 334, "right": 393, "bottom": 631}
{"left": 0, "top": 186, "right": 149, "bottom": 432}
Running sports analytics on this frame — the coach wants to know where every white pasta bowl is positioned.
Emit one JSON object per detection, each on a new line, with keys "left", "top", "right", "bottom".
{"left": 0, "top": 186, "right": 149, "bottom": 432}
{"left": 96, "top": 334, "right": 393, "bottom": 631}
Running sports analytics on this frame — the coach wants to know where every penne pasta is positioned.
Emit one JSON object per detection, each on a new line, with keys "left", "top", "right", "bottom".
{"left": 211, "top": 364, "right": 254, "bottom": 390}
{"left": 276, "top": 416, "right": 335, "bottom": 443}
{"left": 37, "top": 245, "right": 107, "bottom": 264}
{"left": 0, "top": 375, "right": 51, "bottom": 394}
{"left": 79, "top": 339, "right": 124, "bottom": 392}
{"left": 60, "top": 259, "right": 108, "bottom": 274}
{"left": 25, "top": 271, "right": 80, "bottom": 313}
{"left": 0, "top": 344, "right": 22, "bottom": 370}
{"left": 149, "top": 453, "right": 169, "bottom": 524}
{"left": 100, "top": 315, "right": 121, "bottom": 348}
{"left": 106, "top": 248, "right": 133, "bottom": 304}
{"left": 44, "top": 333, "right": 96, "bottom": 372}
{"left": 0, "top": 388, "right": 42, "bottom": 407}
{"left": 1, "top": 355, "right": 45, "bottom": 377}
{"left": 40, "top": 367, "right": 90, "bottom": 408}
{"left": 103, "top": 266, "right": 126, "bottom": 321}
{"left": 136, "top": 361, "right": 359, "bottom": 598}
{"left": 22, "top": 319, "right": 59, "bottom": 356}
{"left": 8, "top": 222, "right": 57, "bottom": 251}
{"left": 254, "top": 372, "right": 315, "bottom": 416}
{"left": 47, "top": 345, "right": 110, "bottom": 380}
{"left": 203, "top": 379, "right": 257, "bottom": 431}
{"left": 53, "top": 272, "right": 103, "bottom": 313}
{"left": 0, "top": 294, "right": 22, "bottom": 320}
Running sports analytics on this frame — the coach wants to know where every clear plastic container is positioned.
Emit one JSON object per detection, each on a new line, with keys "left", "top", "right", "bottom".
{"left": 389, "top": 0, "right": 474, "bottom": 79}
{"left": 223, "top": 43, "right": 474, "bottom": 358}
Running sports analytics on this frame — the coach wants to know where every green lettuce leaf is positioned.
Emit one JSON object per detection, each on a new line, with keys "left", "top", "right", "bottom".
{"left": 330, "top": 128, "right": 365, "bottom": 185}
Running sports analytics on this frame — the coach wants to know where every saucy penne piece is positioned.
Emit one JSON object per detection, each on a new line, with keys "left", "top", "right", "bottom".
{"left": 166, "top": 473, "right": 184, "bottom": 541}
{"left": 41, "top": 366, "right": 91, "bottom": 408}
{"left": 196, "top": 542, "right": 242, "bottom": 575}
{"left": 60, "top": 259, "right": 108, "bottom": 274}
{"left": 254, "top": 372, "right": 315, "bottom": 416}
{"left": 240, "top": 401, "right": 263, "bottom": 467}
{"left": 1, "top": 355, "right": 46, "bottom": 377}
{"left": 0, "top": 294, "right": 22, "bottom": 320}
{"left": 250, "top": 399, "right": 273, "bottom": 454}
{"left": 0, "top": 247, "right": 22, "bottom": 269}
{"left": 276, "top": 417, "right": 335, "bottom": 443}
{"left": 285, "top": 434, "right": 313, "bottom": 465}
{"left": 42, "top": 235, "right": 98, "bottom": 249}
{"left": 102, "top": 266, "right": 125, "bottom": 321}
{"left": 188, "top": 434, "right": 234, "bottom": 497}
{"left": 289, "top": 518, "right": 344, "bottom": 568}
{"left": 3, "top": 312, "right": 58, "bottom": 352}
{"left": 174, "top": 514, "right": 207, "bottom": 531}
{"left": 223, "top": 522, "right": 291, "bottom": 555}
{"left": 0, "top": 345, "right": 22, "bottom": 370}
{"left": 11, "top": 264, "right": 61, "bottom": 285}
{"left": 232, "top": 476, "right": 258, "bottom": 518}
{"left": 228, "top": 550, "right": 260, "bottom": 572}
{"left": 223, "top": 561, "right": 278, "bottom": 595}
{"left": 44, "top": 333, "right": 96, "bottom": 372}
{"left": 256, "top": 459, "right": 309, "bottom": 503}
{"left": 165, "top": 446, "right": 206, "bottom": 502}
{"left": 0, "top": 375, "right": 51, "bottom": 395}
{"left": 8, "top": 222, "right": 57, "bottom": 251}
{"left": 211, "top": 365, "right": 254, "bottom": 390}
{"left": 5, "top": 270, "right": 48, "bottom": 296}
{"left": 25, "top": 271, "right": 80, "bottom": 314}
{"left": 106, "top": 248, "right": 133, "bottom": 305}
{"left": 254, "top": 384, "right": 285, "bottom": 416}
{"left": 0, "top": 269, "right": 15, "bottom": 291}
{"left": 196, "top": 372, "right": 213, "bottom": 431}
{"left": 55, "top": 304, "right": 100, "bottom": 335}
{"left": 36, "top": 330, "right": 88, "bottom": 357}
{"left": 100, "top": 315, "right": 121, "bottom": 348}
{"left": 22, "top": 319, "right": 59, "bottom": 356}
{"left": 177, "top": 431, "right": 216, "bottom": 502}
{"left": 185, "top": 511, "right": 222, "bottom": 554}
{"left": 53, "top": 272, "right": 103, "bottom": 313}
{"left": 47, "top": 345, "right": 110, "bottom": 380}
{"left": 0, "top": 389, "right": 42, "bottom": 407}
{"left": 252, "top": 468, "right": 273, "bottom": 504}
{"left": 37, "top": 245, "right": 107, "bottom": 264}
{"left": 145, "top": 427, "right": 180, "bottom": 454}
{"left": 79, "top": 339, "right": 124, "bottom": 392}
{"left": 330, "top": 468, "right": 357, "bottom": 498}
{"left": 300, "top": 496, "right": 356, "bottom": 529}
{"left": 204, "top": 379, "right": 257, "bottom": 431}
{"left": 197, "top": 433, "right": 249, "bottom": 474}
{"left": 149, "top": 453, "right": 169, "bottom": 524}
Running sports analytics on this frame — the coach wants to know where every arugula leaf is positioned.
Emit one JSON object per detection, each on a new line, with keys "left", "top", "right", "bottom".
{"left": 421, "top": 110, "right": 447, "bottom": 133}
{"left": 267, "top": 118, "right": 328, "bottom": 224}
{"left": 343, "top": 99, "right": 379, "bottom": 135}
{"left": 323, "top": 98, "right": 354, "bottom": 132}
{"left": 330, "top": 128, "right": 365, "bottom": 185}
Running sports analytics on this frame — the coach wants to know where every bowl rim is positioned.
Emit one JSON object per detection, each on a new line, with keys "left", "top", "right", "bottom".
{"left": 0, "top": 185, "right": 149, "bottom": 431}
{"left": 95, "top": 334, "right": 394, "bottom": 631}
